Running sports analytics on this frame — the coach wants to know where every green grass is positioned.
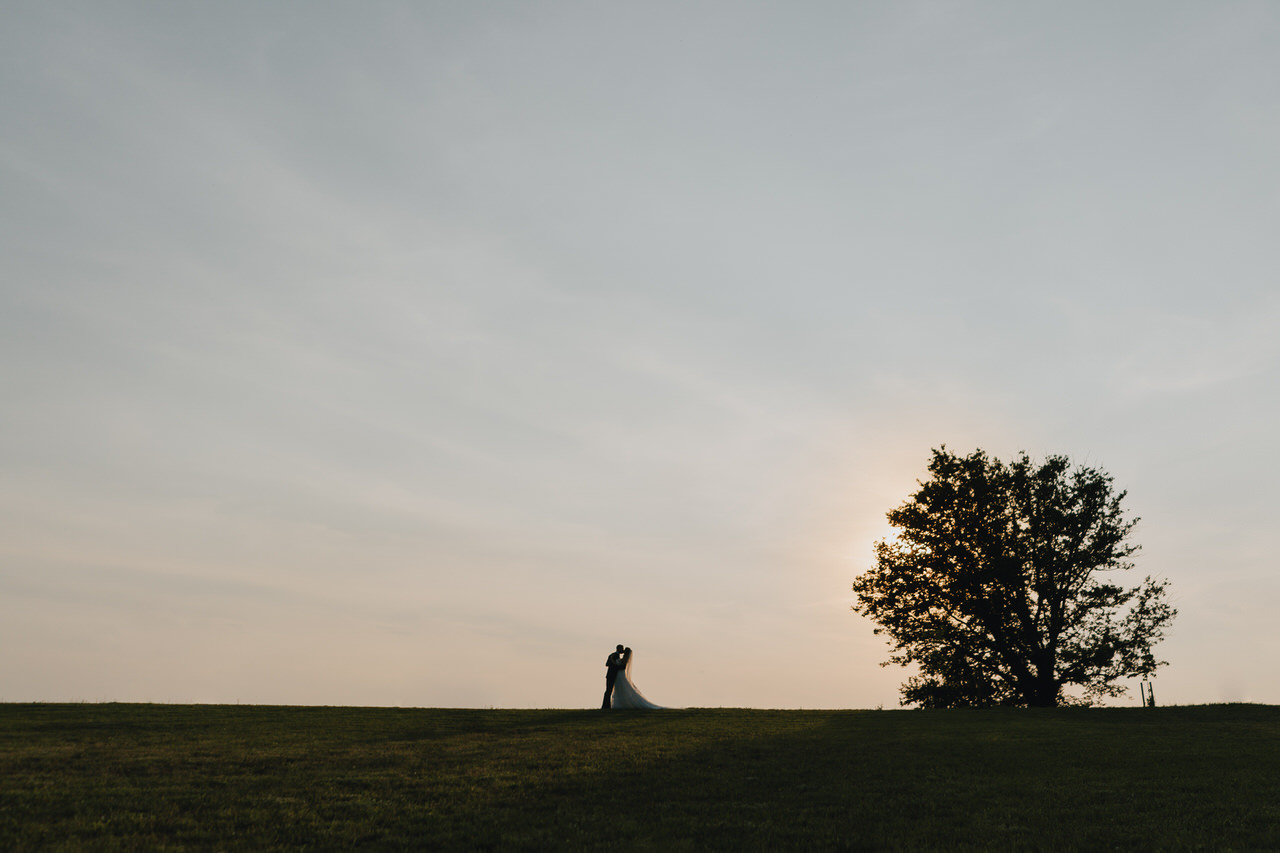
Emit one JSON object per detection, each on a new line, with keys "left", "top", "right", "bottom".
{"left": 2, "top": 704, "right": 1277, "bottom": 851}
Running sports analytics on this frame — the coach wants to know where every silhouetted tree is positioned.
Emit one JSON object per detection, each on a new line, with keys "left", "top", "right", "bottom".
{"left": 852, "top": 447, "right": 1175, "bottom": 708}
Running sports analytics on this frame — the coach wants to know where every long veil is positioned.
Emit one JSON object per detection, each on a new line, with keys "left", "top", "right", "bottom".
{"left": 611, "top": 650, "right": 665, "bottom": 710}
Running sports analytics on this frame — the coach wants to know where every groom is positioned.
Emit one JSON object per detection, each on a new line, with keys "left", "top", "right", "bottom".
{"left": 601, "top": 644, "right": 629, "bottom": 710}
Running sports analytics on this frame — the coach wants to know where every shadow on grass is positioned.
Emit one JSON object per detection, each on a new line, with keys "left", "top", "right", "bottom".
{"left": 2, "top": 704, "right": 1278, "bottom": 850}
{"left": 433, "top": 705, "right": 1280, "bottom": 850}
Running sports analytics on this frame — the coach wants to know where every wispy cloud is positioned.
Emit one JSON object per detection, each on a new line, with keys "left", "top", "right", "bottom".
{"left": 4, "top": 1, "right": 1280, "bottom": 708}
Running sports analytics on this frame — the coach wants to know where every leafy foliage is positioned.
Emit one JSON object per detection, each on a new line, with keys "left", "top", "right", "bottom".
{"left": 853, "top": 447, "right": 1175, "bottom": 708}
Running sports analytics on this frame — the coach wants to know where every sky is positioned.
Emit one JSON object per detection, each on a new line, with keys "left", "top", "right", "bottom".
{"left": 2, "top": 1, "right": 1278, "bottom": 709}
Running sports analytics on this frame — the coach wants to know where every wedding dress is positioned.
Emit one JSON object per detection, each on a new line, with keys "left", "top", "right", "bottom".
{"left": 610, "top": 652, "right": 665, "bottom": 710}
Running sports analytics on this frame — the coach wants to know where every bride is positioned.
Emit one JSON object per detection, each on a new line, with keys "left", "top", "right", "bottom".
{"left": 609, "top": 646, "right": 665, "bottom": 710}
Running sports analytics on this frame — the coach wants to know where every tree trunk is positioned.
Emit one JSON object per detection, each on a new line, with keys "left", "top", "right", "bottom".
{"left": 1029, "top": 657, "right": 1059, "bottom": 707}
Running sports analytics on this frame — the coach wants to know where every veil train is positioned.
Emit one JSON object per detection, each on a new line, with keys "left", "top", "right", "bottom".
{"left": 610, "top": 650, "right": 665, "bottom": 710}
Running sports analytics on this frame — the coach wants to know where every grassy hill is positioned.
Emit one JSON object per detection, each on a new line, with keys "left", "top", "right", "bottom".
{"left": 2, "top": 703, "right": 1277, "bottom": 850}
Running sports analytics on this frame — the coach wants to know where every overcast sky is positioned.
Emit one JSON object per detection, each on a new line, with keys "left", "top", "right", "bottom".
{"left": 3, "top": 1, "right": 1278, "bottom": 708}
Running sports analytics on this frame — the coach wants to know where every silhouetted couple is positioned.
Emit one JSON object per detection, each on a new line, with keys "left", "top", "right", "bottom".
{"left": 601, "top": 643, "right": 663, "bottom": 710}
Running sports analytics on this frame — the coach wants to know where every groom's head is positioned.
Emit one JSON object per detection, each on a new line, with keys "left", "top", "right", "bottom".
{"left": 616, "top": 644, "right": 625, "bottom": 653}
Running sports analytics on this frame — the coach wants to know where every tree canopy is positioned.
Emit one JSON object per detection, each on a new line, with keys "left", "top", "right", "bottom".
{"left": 852, "top": 447, "right": 1175, "bottom": 708}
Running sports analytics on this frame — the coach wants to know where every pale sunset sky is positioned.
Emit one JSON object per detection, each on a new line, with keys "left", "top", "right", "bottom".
{"left": 3, "top": 1, "right": 1278, "bottom": 708}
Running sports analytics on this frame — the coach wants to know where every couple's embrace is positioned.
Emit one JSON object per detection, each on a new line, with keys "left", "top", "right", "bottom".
{"left": 601, "top": 644, "right": 664, "bottom": 710}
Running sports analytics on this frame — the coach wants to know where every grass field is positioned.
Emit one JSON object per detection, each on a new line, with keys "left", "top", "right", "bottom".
{"left": 1, "top": 703, "right": 1277, "bottom": 851}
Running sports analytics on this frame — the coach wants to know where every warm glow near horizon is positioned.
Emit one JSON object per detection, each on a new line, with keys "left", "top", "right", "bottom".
{"left": 2, "top": 2, "right": 1279, "bottom": 709}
